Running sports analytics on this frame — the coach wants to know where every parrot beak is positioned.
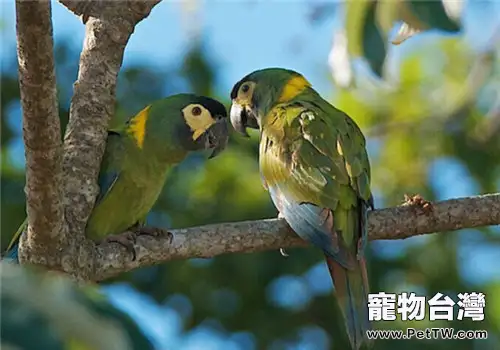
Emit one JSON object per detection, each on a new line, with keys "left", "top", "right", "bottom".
{"left": 204, "top": 116, "right": 229, "bottom": 159}
{"left": 230, "top": 102, "right": 259, "bottom": 138}
{"left": 230, "top": 103, "right": 249, "bottom": 137}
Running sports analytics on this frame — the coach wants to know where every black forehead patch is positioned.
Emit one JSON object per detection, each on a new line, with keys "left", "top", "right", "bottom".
{"left": 230, "top": 80, "right": 241, "bottom": 100}
{"left": 230, "top": 78, "right": 244, "bottom": 100}
{"left": 230, "top": 71, "right": 255, "bottom": 100}
{"left": 198, "top": 96, "right": 228, "bottom": 118}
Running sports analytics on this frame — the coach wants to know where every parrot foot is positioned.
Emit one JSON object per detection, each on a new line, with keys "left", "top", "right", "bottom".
{"left": 135, "top": 227, "right": 174, "bottom": 244}
{"left": 276, "top": 213, "right": 290, "bottom": 257}
{"left": 103, "top": 232, "right": 138, "bottom": 261}
{"left": 279, "top": 248, "right": 289, "bottom": 257}
{"left": 403, "top": 194, "right": 433, "bottom": 215}
{"left": 102, "top": 228, "right": 174, "bottom": 262}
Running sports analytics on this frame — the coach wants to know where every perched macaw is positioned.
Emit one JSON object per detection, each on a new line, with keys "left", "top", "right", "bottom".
{"left": 229, "top": 68, "right": 374, "bottom": 349}
{"left": 4, "top": 94, "right": 229, "bottom": 262}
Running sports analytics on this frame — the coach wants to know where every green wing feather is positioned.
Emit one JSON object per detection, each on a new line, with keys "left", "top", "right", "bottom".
{"left": 261, "top": 97, "right": 373, "bottom": 263}
{"left": 298, "top": 100, "right": 372, "bottom": 205}
{"left": 95, "top": 131, "right": 124, "bottom": 206}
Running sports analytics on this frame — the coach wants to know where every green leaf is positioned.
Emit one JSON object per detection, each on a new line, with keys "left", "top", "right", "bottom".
{"left": 362, "top": 1, "right": 387, "bottom": 77}
{"left": 345, "top": 0, "right": 387, "bottom": 78}
{"left": 343, "top": 0, "right": 463, "bottom": 77}
{"left": 407, "top": 0, "right": 461, "bottom": 32}
{"left": 375, "top": 0, "right": 402, "bottom": 35}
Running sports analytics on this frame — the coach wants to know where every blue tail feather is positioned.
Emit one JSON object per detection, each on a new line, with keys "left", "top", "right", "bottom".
{"left": 3, "top": 218, "right": 26, "bottom": 264}
{"left": 3, "top": 243, "right": 20, "bottom": 264}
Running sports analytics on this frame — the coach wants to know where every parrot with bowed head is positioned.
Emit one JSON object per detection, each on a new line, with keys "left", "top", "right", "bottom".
{"left": 229, "top": 68, "right": 373, "bottom": 349}
{"left": 4, "top": 94, "right": 229, "bottom": 262}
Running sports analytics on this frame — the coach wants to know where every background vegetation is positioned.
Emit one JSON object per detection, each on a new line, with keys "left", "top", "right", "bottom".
{"left": 1, "top": 1, "right": 499, "bottom": 349}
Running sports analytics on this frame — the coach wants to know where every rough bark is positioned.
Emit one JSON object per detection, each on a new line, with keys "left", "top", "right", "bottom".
{"left": 62, "top": 0, "right": 162, "bottom": 226}
{"left": 58, "top": 0, "right": 93, "bottom": 22}
{"left": 16, "top": 0, "right": 161, "bottom": 279}
{"left": 15, "top": 0, "right": 65, "bottom": 266}
{"left": 60, "top": 1, "right": 160, "bottom": 274}
{"left": 94, "top": 193, "right": 500, "bottom": 281}
{"left": 60, "top": 1, "right": 161, "bottom": 279}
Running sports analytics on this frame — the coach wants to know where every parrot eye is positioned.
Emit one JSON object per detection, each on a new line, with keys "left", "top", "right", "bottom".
{"left": 241, "top": 84, "right": 250, "bottom": 93}
{"left": 191, "top": 106, "right": 202, "bottom": 116}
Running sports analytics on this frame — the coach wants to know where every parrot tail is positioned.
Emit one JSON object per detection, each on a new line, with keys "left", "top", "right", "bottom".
{"left": 3, "top": 243, "right": 20, "bottom": 263}
{"left": 325, "top": 255, "right": 372, "bottom": 350}
{"left": 2, "top": 218, "right": 27, "bottom": 264}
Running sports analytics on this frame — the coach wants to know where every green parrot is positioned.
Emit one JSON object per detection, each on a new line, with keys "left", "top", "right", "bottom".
{"left": 229, "top": 68, "right": 373, "bottom": 349}
{"left": 4, "top": 94, "right": 229, "bottom": 262}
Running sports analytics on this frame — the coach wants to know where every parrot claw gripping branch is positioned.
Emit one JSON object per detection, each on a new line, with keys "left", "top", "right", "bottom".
{"left": 4, "top": 94, "right": 229, "bottom": 264}
{"left": 102, "top": 225, "right": 174, "bottom": 261}
{"left": 229, "top": 68, "right": 374, "bottom": 350}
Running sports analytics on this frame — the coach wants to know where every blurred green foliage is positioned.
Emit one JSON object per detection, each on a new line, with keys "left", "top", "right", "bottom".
{"left": 1, "top": 263, "right": 154, "bottom": 350}
{"left": 1, "top": 2, "right": 500, "bottom": 350}
{"left": 345, "top": 0, "right": 462, "bottom": 79}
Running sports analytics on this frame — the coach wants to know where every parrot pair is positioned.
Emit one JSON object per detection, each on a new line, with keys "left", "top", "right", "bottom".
{"left": 229, "top": 68, "right": 374, "bottom": 350}
{"left": 5, "top": 67, "right": 373, "bottom": 349}
{"left": 5, "top": 94, "right": 229, "bottom": 262}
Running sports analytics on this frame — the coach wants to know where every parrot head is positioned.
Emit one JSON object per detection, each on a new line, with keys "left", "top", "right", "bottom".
{"left": 229, "top": 68, "right": 312, "bottom": 136}
{"left": 130, "top": 94, "right": 229, "bottom": 159}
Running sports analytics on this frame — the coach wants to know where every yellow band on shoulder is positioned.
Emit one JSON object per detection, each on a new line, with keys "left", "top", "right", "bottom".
{"left": 278, "top": 75, "right": 311, "bottom": 103}
{"left": 128, "top": 105, "right": 150, "bottom": 149}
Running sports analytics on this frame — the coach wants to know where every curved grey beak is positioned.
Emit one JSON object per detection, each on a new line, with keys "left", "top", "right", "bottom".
{"left": 230, "top": 103, "right": 259, "bottom": 137}
{"left": 230, "top": 103, "right": 249, "bottom": 137}
{"left": 205, "top": 116, "right": 229, "bottom": 159}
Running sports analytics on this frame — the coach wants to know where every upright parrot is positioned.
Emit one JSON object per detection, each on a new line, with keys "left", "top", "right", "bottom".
{"left": 4, "top": 94, "right": 229, "bottom": 262}
{"left": 229, "top": 68, "right": 373, "bottom": 349}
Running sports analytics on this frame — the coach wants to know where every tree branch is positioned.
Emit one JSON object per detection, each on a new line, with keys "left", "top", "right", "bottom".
{"left": 15, "top": 0, "right": 64, "bottom": 264}
{"left": 56, "top": 1, "right": 161, "bottom": 278}
{"left": 94, "top": 193, "right": 500, "bottom": 281}
{"left": 58, "top": 0, "right": 93, "bottom": 22}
